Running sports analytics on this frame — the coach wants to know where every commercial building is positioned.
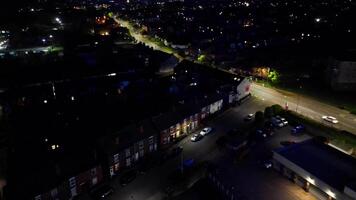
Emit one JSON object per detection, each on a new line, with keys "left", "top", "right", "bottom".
{"left": 326, "top": 55, "right": 356, "bottom": 91}
{"left": 273, "top": 139, "right": 356, "bottom": 200}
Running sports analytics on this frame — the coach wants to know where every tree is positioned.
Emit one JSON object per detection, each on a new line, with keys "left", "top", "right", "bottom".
{"left": 268, "top": 70, "right": 280, "bottom": 84}
{"left": 254, "top": 111, "right": 264, "bottom": 128}
{"left": 271, "top": 104, "right": 283, "bottom": 115}
{"left": 264, "top": 107, "right": 273, "bottom": 118}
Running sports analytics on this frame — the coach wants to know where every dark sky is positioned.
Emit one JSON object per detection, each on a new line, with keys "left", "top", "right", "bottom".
{"left": 0, "top": 0, "right": 34, "bottom": 17}
{"left": 0, "top": 1, "right": 20, "bottom": 16}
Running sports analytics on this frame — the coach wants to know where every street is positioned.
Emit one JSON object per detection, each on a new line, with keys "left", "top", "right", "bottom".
{"left": 251, "top": 83, "right": 356, "bottom": 135}
{"left": 103, "top": 97, "right": 317, "bottom": 200}
{"left": 105, "top": 16, "right": 335, "bottom": 200}
{"left": 113, "top": 14, "right": 356, "bottom": 136}
{"left": 112, "top": 17, "right": 183, "bottom": 60}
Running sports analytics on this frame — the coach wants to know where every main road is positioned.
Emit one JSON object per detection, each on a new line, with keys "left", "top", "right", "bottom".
{"left": 112, "top": 15, "right": 356, "bottom": 135}
{"left": 113, "top": 16, "right": 183, "bottom": 61}
{"left": 251, "top": 83, "right": 356, "bottom": 134}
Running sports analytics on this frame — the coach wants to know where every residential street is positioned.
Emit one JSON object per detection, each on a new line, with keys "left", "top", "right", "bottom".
{"left": 101, "top": 97, "right": 317, "bottom": 200}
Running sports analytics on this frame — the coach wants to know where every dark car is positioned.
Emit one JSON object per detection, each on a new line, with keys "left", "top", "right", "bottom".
{"left": 190, "top": 133, "right": 203, "bottom": 142}
{"left": 291, "top": 125, "right": 305, "bottom": 134}
{"left": 264, "top": 121, "right": 274, "bottom": 129}
{"left": 90, "top": 185, "right": 114, "bottom": 199}
{"left": 244, "top": 114, "right": 254, "bottom": 121}
{"left": 255, "top": 129, "right": 267, "bottom": 140}
{"left": 263, "top": 160, "right": 273, "bottom": 169}
{"left": 120, "top": 170, "right": 137, "bottom": 186}
{"left": 280, "top": 140, "right": 296, "bottom": 146}
{"left": 263, "top": 127, "right": 274, "bottom": 136}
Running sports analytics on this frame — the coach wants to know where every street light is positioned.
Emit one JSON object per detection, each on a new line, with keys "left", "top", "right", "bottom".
{"left": 296, "top": 88, "right": 301, "bottom": 113}
{"left": 181, "top": 148, "right": 184, "bottom": 175}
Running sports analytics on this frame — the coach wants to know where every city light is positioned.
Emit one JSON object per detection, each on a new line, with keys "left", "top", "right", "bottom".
{"left": 107, "top": 73, "right": 117, "bottom": 77}
{"left": 326, "top": 190, "right": 336, "bottom": 198}
{"left": 306, "top": 176, "right": 315, "bottom": 184}
{"left": 2, "top": 1, "right": 356, "bottom": 199}
{"left": 55, "top": 17, "right": 62, "bottom": 25}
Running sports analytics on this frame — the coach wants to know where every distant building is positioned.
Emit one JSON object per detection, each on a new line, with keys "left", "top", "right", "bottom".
{"left": 273, "top": 139, "right": 356, "bottom": 200}
{"left": 326, "top": 57, "right": 356, "bottom": 91}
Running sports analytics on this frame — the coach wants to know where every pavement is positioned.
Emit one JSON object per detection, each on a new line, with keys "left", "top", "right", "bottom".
{"left": 96, "top": 97, "right": 317, "bottom": 200}
{"left": 251, "top": 83, "right": 356, "bottom": 135}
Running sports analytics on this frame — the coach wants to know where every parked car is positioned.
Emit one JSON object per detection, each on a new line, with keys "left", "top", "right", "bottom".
{"left": 322, "top": 116, "right": 338, "bottom": 124}
{"left": 255, "top": 129, "right": 267, "bottom": 140}
{"left": 191, "top": 133, "right": 203, "bottom": 142}
{"left": 120, "top": 170, "right": 137, "bottom": 186}
{"left": 271, "top": 117, "right": 284, "bottom": 128}
{"left": 244, "top": 113, "right": 254, "bottom": 121}
{"left": 280, "top": 140, "right": 296, "bottom": 146}
{"left": 263, "top": 160, "right": 273, "bottom": 169}
{"left": 90, "top": 185, "right": 114, "bottom": 199}
{"left": 264, "top": 121, "right": 274, "bottom": 129}
{"left": 263, "top": 127, "right": 274, "bottom": 136}
{"left": 291, "top": 125, "right": 305, "bottom": 134}
{"left": 200, "top": 127, "right": 213, "bottom": 136}
{"left": 275, "top": 116, "right": 288, "bottom": 126}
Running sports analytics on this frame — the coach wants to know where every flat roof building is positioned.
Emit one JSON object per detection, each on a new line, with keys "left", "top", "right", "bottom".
{"left": 273, "top": 139, "right": 356, "bottom": 200}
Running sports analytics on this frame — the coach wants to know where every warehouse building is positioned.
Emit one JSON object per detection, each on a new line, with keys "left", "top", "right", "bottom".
{"left": 273, "top": 139, "right": 356, "bottom": 200}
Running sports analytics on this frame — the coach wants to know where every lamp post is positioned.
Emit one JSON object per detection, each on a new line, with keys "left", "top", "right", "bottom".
{"left": 296, "top": 85, "right": 302, "bottom": 113}
{"left": 181, "top": 149, "right": 184, "bottom": 175}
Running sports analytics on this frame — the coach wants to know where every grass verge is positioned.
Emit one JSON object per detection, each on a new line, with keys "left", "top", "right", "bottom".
{"left": 254, "top": 79, "right": 356, "bottom": 116}
{"left": 283, "top": 110, "right": 356, "bottom": 153}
